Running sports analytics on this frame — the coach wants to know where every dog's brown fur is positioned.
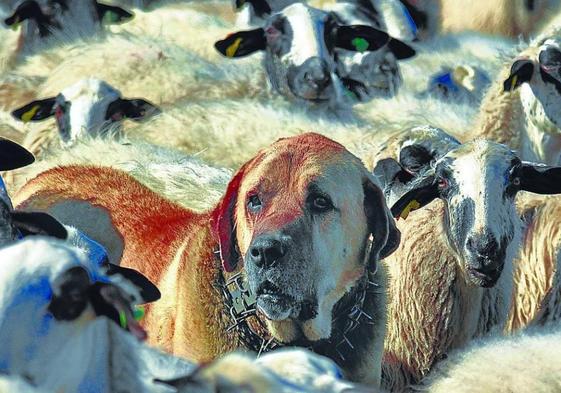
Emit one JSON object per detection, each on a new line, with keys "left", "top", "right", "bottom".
{"left": 14, "top": 133, "right": 398, "bottom": 385}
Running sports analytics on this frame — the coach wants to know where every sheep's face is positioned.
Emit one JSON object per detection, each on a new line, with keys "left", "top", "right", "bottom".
{"left": 504, "top": 39, "right": 561, "bottom": 133}
{"left": 12, "top": 78, "right": 160, "bottom": 147}
{"left": 4, "top": 0, "right": 133, "bottom": 47}
{"left": 214, "top": 133, "right": 399, "bottom": 344}
{"left": 215, "top": 3, "right": 415, "bottom": 104}
{"left": 388, "top": 138, "right": 561, "bottom": 288}
{"left": 0, "top": 239, "right": 150, "bottom": 377}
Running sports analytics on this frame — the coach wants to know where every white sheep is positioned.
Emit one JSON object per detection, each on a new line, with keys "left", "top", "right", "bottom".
{"left": 3, "top": 0, "right": 134, "bottom": 57}
{"left": 371, "top": 126, "right": 561, "bottom": 391}
{"left": 439, "top": 0, "right": 560, "bottom": 38}
{"left": 424, "top": 325, "right": 561, "bottom": 393}
{"left": 10, "top": 78, "right": 160, "bottom": 154}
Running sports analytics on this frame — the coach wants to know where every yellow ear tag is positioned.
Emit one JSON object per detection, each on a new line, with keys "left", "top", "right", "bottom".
{"left": 226, "top": 37, "right": 243, "bottom": 57}
{"left": 21, "top": 105, "right": 40, "bottom": 123}
{"left": 400, "top": 199, "right": 420, "bottom": 220}
{"left": 510, "top": 75, "right": 518, "bottom": 91}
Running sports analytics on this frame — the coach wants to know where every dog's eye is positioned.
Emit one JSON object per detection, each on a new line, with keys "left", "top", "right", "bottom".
{"left": 247, "top": 194, "right": 262, "bottom": 212}
{"left": 310, "top": 195, "right": 333, "bottom": 212}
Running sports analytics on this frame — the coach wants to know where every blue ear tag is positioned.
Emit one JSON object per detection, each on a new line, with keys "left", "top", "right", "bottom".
{"left": 430, "top": 72, "right": 460, "bottom": 94}
{"left": 399, "top": 2, "right": 418, "bottom": 38}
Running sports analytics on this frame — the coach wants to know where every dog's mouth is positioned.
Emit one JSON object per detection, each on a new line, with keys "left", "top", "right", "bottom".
{"left": 255, "top": 281, "right": 317, "bottom": 321}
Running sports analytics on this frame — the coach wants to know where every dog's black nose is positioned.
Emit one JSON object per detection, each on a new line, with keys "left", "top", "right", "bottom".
{"left": 249, "top": 236, "right": 286, "bottom": 268}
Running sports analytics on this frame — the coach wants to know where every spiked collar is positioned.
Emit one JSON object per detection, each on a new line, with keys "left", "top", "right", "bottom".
{"left": 213, "top": 248, "right": 382, "bottom": 361}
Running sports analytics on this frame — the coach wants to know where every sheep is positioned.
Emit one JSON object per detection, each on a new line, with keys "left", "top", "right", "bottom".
{"left": 214, "top": 2, "right": 416, "bottom": 105}
{"left": 0, "top": 237, "right": 200, "bottom": 393}
{"left": 10, "top": 78, "right": 160, "bottom": 155}
{"left": 371, "top": 126, "right": 561, "bottom": 391}
{"left": 3, "top": 0, "right": 134, "bottom": 56}
{"left": 471, "top": 32, "right": 561, "bottom": 166}
{"left": 507, "top": 192, "right": 561, "bottom": 331}
{"left": 423, "top": 324, "right": 561, "bottom": 393}
{"left": 439, "top": 0, "right": 560, "bottom": 38}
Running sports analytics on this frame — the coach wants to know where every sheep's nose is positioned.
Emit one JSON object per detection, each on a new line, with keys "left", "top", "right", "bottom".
{"left": 248, "top": 236, "right": 287, "bottom": 268}
{"left": 465, "top": 234, "right": 501, "bottom": 271}
{"left": 297, "top": 57, "right": 331, "bottom": 90}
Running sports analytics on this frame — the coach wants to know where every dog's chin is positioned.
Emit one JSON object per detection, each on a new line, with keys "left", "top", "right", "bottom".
{"left": 257, "top": 294, "right": 299, "bottom": 321}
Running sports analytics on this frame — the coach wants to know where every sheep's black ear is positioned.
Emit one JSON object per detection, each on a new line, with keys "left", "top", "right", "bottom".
{"left": 10, "top": 211, "right": 68, "bottom": 239}
{"left": 105, "top": 263, "right": 161, "bottom": 303}
{"left": 519, "top": 163, "right": 561, "bottom": 194}
{"left": 106, "top": 98, "right": 161, "bottom": 122}
{"left": 234, "top": 0, "right": 272, "bottom": 16}
{"left": 0, "top": 138, "right": 35, "bottom": 170}
{"left": 373, "top": 158, "right": 414, "bottom": 192}
{"left": 390, "top": 174, "right": 438, "bottom": 219}
{"left": 503, "top": 59, "right": 534, "bottom": 92}
{"left": 215, "top": 29, "right": 267, "bottom": 58}
{"left": 399, "top": 145, "right": 434, "bottom": 173}
{"left": 334, "top": 25, "right": 390, "bottom": 52}
{"left": 4, "top": 1, "right": 44, "bottom": 28}
{"left": 12, "top": 98, "right": 57, "bottom": 123}
{"left": 96, "top": 2, "right": 134, "bottom": 25}
{"left": 387, "top": 38, "right": 416, "bottom": 59}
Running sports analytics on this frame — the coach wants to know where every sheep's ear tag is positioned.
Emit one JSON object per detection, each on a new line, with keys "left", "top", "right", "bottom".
{"left": 119, "top": 311, "right": 127, "bottom": 329}
{"left": 509, "top": 75, "right": 518, "bottom": 92}
{"left": 21, "top": 105, "right": 40, "bottom": 123}
{"left": 226, "top": 37, "right": 243, "bottom": 57}
{"left": 133, "top": 305, "right": 145, "bottom": 321}
{"left": 399, "top": 199, "right": 420, "bottom": 220}
{"left": 352, "top": 37, "right": 369, "bottom": 53}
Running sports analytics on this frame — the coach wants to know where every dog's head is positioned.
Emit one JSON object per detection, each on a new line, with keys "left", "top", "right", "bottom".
{"left": 212, "top": 133, "right": 399, "bottom": 343}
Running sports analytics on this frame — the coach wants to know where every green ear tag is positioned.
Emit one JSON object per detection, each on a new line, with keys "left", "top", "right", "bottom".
{"left": 119, "top": 310, "right": 127, "bottom": 329}
{"left": 352, "top": 37, "right": 369, "bottom": 52}
{"left": 133, "top": 306, "right": 145, "bottom": 321}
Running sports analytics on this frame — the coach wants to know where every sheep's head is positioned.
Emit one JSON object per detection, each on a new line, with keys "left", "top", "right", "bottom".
{"left": 377, "top": 129, "right": 561, "bottom": 288}
{"left": 503, "top": 38, "right": 561, "bottom": 137}
{"left": 11, "top": 78, "right": 160, "bottom": 147}
{"left": 4, "top": 0, "right": 133, "bottom": 41}
{"left": 0, "top": 239, "right": 160, "bottom": 381}
{"left": 330, "top": 2, "right": 417, "bottom": 101}
{"left": 215, "top": 2, "right": 414, "bottom": 104}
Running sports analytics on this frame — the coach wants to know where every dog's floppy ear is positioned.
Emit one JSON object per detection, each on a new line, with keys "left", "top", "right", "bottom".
{"left": 96, "top": 2, "right": 134, "bottom": 25}
{"left": 390, "top": 173, "right": 439, "bottom": 220}
{"left": 503, "top": 59, "right": 534, "bottom": 92}
{"left": 519, "top": 162, "right": 561, "bottom": 194}
{"left": 363, "top": 178, "right": 401, "bottom": 269}
{"left": 12, "top": 97, "right": 57, "bottom": 123}
{"left": 215, "top": 29, "right": 267, "bottom": 58}
{"left": 212, "top": 164, "right": 250, "bottom": 272}
{"left": 105, "top": 263, "right": 161, "bottom": 303}
{"left": 10, "top": 211, "right": 68, "bottom": 239}
{"left": 0, "top": 138, "right": 35, "bottom": 170}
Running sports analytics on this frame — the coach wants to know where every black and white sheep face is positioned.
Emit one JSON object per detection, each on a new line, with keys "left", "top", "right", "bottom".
{"left": 215, "top": 3, "right": 410, "bottom": 104}
{"left": 321, "top": 1, "right": 417, "bottom": 101}
{"left": 4, "top": 0, "right": 133, "bottom": 52}
{"left": 505, "top": 42, "right": 561, "bottom": 117}
{"left": 387, "top": 138, "right": 561, "bottom": 288}
{"left": 12, "top": 78, "right": 160, "bottom": 147}
{"left": 0, "top": 239, "right": 157, "bottom": 389}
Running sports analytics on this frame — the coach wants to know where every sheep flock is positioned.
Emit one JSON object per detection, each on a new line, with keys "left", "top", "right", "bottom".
{"left": 2, "top": 0, "right": 561, "bottom": 392}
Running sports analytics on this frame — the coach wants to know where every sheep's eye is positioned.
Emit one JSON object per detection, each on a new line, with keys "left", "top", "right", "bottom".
{"left": 247, "top": 194, "right": 262, "bottom": 212}
{"left": 512, "top": 177, "right": 521, "bottom": 186}
{"left": 310, "top": 194, "right": 333, "bottom": 212}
